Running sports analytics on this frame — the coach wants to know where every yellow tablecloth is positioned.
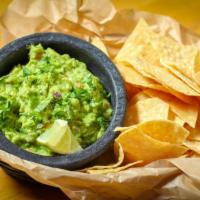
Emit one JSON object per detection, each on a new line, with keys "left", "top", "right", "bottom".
{"left": 0, "top": 1, "right": 200, "bottom": 200}
{"left": 113, "top": 0, "right": 200, "bottom": 35}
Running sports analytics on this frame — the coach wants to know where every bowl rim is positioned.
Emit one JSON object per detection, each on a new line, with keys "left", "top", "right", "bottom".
{"left": 0, "top": 32, "right": 127, "bottom": 169}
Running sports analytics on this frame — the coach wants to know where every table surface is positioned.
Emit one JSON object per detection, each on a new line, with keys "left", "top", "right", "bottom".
{"left": 1, "top": 0, "right": 200, "bottom": 199}
{"left": 0, "top": 168, "right": 68, "bottom": 200}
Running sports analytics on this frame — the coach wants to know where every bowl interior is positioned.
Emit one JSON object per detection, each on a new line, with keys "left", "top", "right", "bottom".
{"left": 0, "top": 35, "right": 114, "bottom": 99}
{"left": 0, "top": 33, "right": 126, "bottom": 169}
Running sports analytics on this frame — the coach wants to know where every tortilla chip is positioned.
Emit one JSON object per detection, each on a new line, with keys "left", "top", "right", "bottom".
{"left": 151, "top": 37, "right": 198, "bottom": 81}
{"left": 128, "top": 91, "right": 149, "bottom": 105}
{"left": 183, "top": 140, "right": 200, "bottom": 155}
{"left": 115, "top": 20, "right": 159, "bottom": 80}
{"left": 144, "top": 89, "right": 198, "bottom": 128}
{"left": 114, "top": 19, "right": 199, "bottom": 161}
{"left": 186, "top": 125, "right": 200, "bottom": 141}
{"left": 136, "top": 43, "right": 200, "bottom": 96}
{"left": 114, "top": 125, "right": 136, "bottom": 132}
{"left": 161, "top": 59, "right": 200, "bottom": 94}
{"left": 81, "top": 142, "right": 143, "bottom": 174}
{"left": 115, "top": 126, "right": 188, "bottom": 164}
{"left": 137, "top": 120, "right": 189, "bottom": 144}
{"left": 117, "top": 19, "right": 198, "bottom": 81}
{"left": 116, "top": 62, "right": 193, "bottom": 102}
{"left": 80, "top": 142, "right": 124, "bottom": 172}
{"left": 115, "top": 112, "right": 185, "bottom": 132}
{"left": 193, "top": 51, "right": 200, "bottom": 85}
{"left": 115, "top": 19, "right": 200, "bottom": 96}
{"left": 115, "top": 19, "right": 149, "bottom": 62}
{"left": 91, "top": 36, "right": 109, "bottom": 56}
{"left": 86, "top": 160, "right": 143, "bottom": 174}
{"left": 124, "top": 97, "right": 169, "bottom": 126}
{"left": 125, "top": 83, "right": 141, "bottom": 101}
{"left": 150, "top": 65, "right": 199, "bottom": 96}
{"left": 116, "top": 62, "right": 159, "bottom": 88}
{"left": 188, "top": 131, "right": 200, "bottom": 141}
{"left": 168, "top": 110, "right": 185, "bottom": 126}
{"left": 166, "top": 89, "right": 198, "bottom": 105}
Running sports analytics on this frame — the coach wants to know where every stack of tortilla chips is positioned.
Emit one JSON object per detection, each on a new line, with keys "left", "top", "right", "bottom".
{"left": 84, "top": 19, "right": 200, "bottom": 174}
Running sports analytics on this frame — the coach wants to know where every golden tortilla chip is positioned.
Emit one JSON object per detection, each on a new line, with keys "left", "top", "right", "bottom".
{"left": 115, "top": 19, "right": 149, "bottom": 62}
{"left": 128, "top": 91, "right": 149, "bottom": 105}
{"left": 161, "top": 59, "right": 200, "bottom": 94}
{"left": 85, "top": 161, "right": 143, "bottom": 174}
{"left": 115, "top": 20, "right": 160, "bottom": 80}
{"left": 125, "top": 83, "right": 141, "bottom": 101}
{"left": 114, "top": 126, "right": 136, "bottom": 132}
{"left": 116, "top": 62, "right": 194, "bottom": 104}
{"left": 152, "top": 66, "right": 199, "bottom": 96}
{"left": 151, "top": 37, "right": 198, "bottom": 81}
{"left": 115, "top": 112, "right": 185, "bottom": 132}
{"left": 183, "top": 140, "right": 200, "bottom": 155}
{"left": 124, "top": 97, "right": 169, "bottom": 126}
{"left": 81, "top": 142, "right": 143, "bottom": 174}
{"left": 115, "top": 125, "right": 188, "bottom": 164}
{"left": 144, "top": 89, "right": 198, "bottom": 128}
{"left": 193, "top": 51, "right": 200, "bottom": 85}
{"left": 186, "top": 125, "right": 200, "bottom": 141}
{"left": 166, "top": 89, "right": 198, "bottom": 105}
{"left": 168, "top": 110, "right": 185, "bottom": 126}
{"left": 115, "top": 19, "right": 200, "bottom": 96}
{"left": 137, "top": 120, "right": 189, "bottom": 144}
{"left": 116, "top": 62, "right": 160, "bottom": 88}
{"left": 137, "top": 43, "right": 200, "bottom": 96}
{"left": 120, "top": 19, "right": 198, "bottom": 82}
{"left": 188, "top": 131, "right": 200, "bottom": 141}
{"left": 91, "top": 36, "right": 109, "bottom": 56}
{"left": 80, "top": 142, "right": 124, "bottom": 172}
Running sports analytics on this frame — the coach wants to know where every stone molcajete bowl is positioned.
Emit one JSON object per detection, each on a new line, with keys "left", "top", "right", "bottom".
{"left": 0, "top": 33, "right": 126, "bottom": 178}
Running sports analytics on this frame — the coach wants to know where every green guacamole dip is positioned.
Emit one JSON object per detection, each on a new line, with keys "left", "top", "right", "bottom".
{"left": 0, "top": 44, "right": 112, "bottom": 156}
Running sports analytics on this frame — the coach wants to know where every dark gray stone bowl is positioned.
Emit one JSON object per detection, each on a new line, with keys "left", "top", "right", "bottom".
{"left": 0, "top": 33, "right": 126, "bottom": 171}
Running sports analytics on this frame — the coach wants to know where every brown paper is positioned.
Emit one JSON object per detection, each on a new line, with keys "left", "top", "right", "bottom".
{"left": 1, "top": 0, "right": 200, "bottom": 199}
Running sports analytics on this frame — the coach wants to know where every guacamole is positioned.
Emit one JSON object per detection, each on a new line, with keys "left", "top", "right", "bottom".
{"left": 0, "top": 44, "right": 112, "bottom": 156}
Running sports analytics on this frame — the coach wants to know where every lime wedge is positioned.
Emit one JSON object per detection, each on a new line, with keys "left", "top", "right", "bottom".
{"left": 70, "top": 133, "right": 83, "bottom": 153}
{"left": 37, "top": 119, "right": 72, "bottom": 154}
